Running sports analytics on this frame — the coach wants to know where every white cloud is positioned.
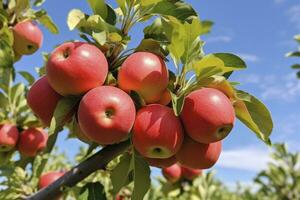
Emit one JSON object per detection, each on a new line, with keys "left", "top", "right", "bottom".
{"left": 205, "top": 36, "right": 232, "bottom": 43}
{"left": 237, "top": 53, "right": 260, "bottom": 63}
{"left": 287, "top": 5, "right": 300, "bottom": 31}
{"left": 217, "top": 146, "right": 271, "bottom": 171}
{"left": 235, "top": 73, "right": 300, "bottom": 102}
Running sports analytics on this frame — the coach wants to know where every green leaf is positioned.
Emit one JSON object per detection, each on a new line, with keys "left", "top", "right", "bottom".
{"left": 87, "top": 0, "right": 107, "bottom": 20}
{"left": 18, "top": 71, "right": 35, "bottom": 85}
{"left": 171, "top": 92, "right": 185, "bottom": 116}
{"left": 199, "top": 20, "right": 214, "bottom": 35}
{"left": 92, "top": 31, "right": 106, "bottom": 45}
{"left": 37, "top": 14, "right": 59, "bottom": 34}
{"left": 67, "top": 9, "right": 86, "bottom": 30}
{"left": 0, "top": 40, "right": 14, "bottom": 69}
{"left": 49, "top": 96, "right": 80, "bottom": 135}
{"left": 111, "top": 153, "right": 131, "bottom": 194}
{"left": 33, "top": 0, "right": 46, "bottom": 7}
{"left": 10, "top": 83, "right": 25, "bottom": 108}
{"left": 131, "top": 153, "right": 151, "bottom": 200}
{"left": 294, "top": 34, "right": 300, "bottom": 42}
{"left": 140, "top": 0, "right": 163, "bottom": 7}
{"left": 0, "top": 92, "right": 8, "bottom": 109}
{"left": 105, "top": 4, "right": 117, "bottom": 25}
{"left": 193, "top": 53, "right": 246, "bottom": 79}
{"left": 79, "top": 182, "right": 107, "bottom": 200}
{"left": 135, "top": 39, "right": 166, "bottom": 58}
{"left": 286, "top": 51, "right": 300, "bottom": 57}
{"left": 235, "top": 90, "right": 273, "bottom": 145}
{"left": 291, "top": 64, "right": 300, "bottom": 69}
{"left": 15, "top": 0, "right": 30, "bottom": 15}
{"left": 144, "top": 18, "right": 168, "bottom": 43}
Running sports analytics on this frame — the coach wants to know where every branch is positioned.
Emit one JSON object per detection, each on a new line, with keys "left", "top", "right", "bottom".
{"left": 26, "top": 140, "right": 131, "bottom": 200}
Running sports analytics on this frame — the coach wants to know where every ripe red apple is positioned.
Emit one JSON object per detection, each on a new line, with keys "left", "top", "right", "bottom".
{"left": 78, "top": 86, "right": 136, "bottom": 145}
{"left": 46, "top": 42, "right": 108, "bottom": 96}
{"left": 0, "top": 124, "right": 19, "bottom": 151}
{"left": 132, "top": 104, "right": 184, "bottom": 159}
{"left": 27, "top": 76, "right": 62, "bottom": 126}
{"left": 144, "top": 156, "right": 177, "bottom": 168}
{"left": 18, "top": 128, "right": 48, "bottom": 157}
{"left": 38, "top": 171, "right": 65, "bottom": 189}
{"left": 180, "top": 166, "right": 202, "bottom": 180}
{"left": 13, "top": 20, "right": 43, "bottom": 55}
{"left": 180, "top": 88, "right": 235, "bottom": 144}
{"left": 162, "top": 163, "right": 182, "bottom": 183}
{"left": 118, "top": 52, "right": 169, "bottom": 103}
{"left": 176, "top": 136, "right": 222, "bottom": 169}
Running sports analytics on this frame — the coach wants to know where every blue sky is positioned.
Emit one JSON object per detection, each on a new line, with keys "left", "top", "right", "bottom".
{"left": 15, "top": 0, "right": 300, "bottom": 187}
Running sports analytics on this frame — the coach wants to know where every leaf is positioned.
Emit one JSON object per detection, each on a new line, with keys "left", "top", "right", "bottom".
{"left": 0, "top": 92, "right": 8, "bottom": 109}
{"left": 193, "top": 53, "right": 246, "bottom": 80}
{"left": 67, "top": 9, "right": 86, "bottom": 30}
{"left": 92, "top": 31, "right": 106, "bottom": 45}
{"left": 171, "top": 92, "right": 185, "bottom": 116}
{"left": 49, "top": 96, "right": 80, "bottom": 135}
{"left": 18, "top": 71, "right": 35, "bottom": 85}
{"left": 87, "top": 0, "right": 107, "bottom": 20}
{"left": 10, "top": 83, "right": 25, "bottom": 108}
{"left": 0, "top": 39, "right": 14, "bottom": 69}
{"left": 286, "top": 51, "right": 300, "bottom": 57}
{"left": 15, "top": 0, "right": 30, "bottom": 15}
{"left": 135, "top": 39, "right": 166, "bottom": 58}
{"left": 37, "top": 14, "right": 59, "bottom": 34}
{"left": 105, "top": 4, "right": 117, "bottom": 25}
{"left": 140, "top": 0, "right": 163, "bottom": 7}
{"left": 291, "top": 64, "right": 300, "bottom": 69}
{"left": 131, "top": 154, "right": 151, "bottom": 200}
{"left": 79, "top": 182, "right": 107, "bottom": 200}
{"left": 111, "top": 153, "right": 131, "bottom": 194}
{"left": 234, "top": 90, "right": 273, "bottom": 145}
{"left": 199, "top": 20, "right": 214, "bottom": 35}
{"left": 33, "top": 0, "right": 46, "bottom": 7}
{"left": 144, "top": 18, "right": 168, "bottom": 43}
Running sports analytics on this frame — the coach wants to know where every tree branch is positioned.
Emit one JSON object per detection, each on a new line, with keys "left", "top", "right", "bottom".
{"left": 26, "top": 140, "right": 131, "bottom": 200}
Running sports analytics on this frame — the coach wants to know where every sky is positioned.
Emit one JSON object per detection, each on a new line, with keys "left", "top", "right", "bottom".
{"left": 14, "top": 0, "right": 300, "bottom": 187}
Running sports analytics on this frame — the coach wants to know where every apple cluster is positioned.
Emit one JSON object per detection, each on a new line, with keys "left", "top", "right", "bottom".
{"left": 26, "top": 40, "right": 235, "bottom": 172}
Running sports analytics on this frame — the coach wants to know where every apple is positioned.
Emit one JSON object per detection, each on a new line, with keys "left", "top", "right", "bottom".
{"left": 162, "top": 163, "right": 182, "bottom": 183}
{"left": 132, "top": 104, "right": 184, "bottom": 159}
{"left": 155, "top": 89, "right": 171, "bottom": 106}
{"left": 38, "top": 171, "right": 65, "bottom": 189}
{"left": 72, "top": 120, "right": 91, "bottom": 143}
{"left": 180, "top": 88, "right": 235, "bottom": 144}
{"left": 18, "top": 128, "right": 48, "bottom": 157}
{"left": 0, "top": 124, "right": 19, "bottom": 152}
{"left": 118, "top": 52, "right": 169, "bottom": 103}
{"left": 144, "top": 156, "right": 177, "bottom": 168}
{"left": 13, "top": 20, "right": 43, "bottom": 55}
{"left": 176, "top": 136, "right": 222, "bottom": 169}
{"left": 46, "top": 42, "right": 108, "bottom": 96}
{"left": 78, "top": 86, "right": 136, "bottom": 145}
{"left": 27, "top": 76, "right": 62, "bottom": 126}
{"left": 180, "top": 166, "right": 202, "bottom": 180}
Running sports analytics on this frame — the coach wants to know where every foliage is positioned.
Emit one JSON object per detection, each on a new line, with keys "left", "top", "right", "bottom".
{"left": 286, "top": 34, "right": 300, "bottom": 78}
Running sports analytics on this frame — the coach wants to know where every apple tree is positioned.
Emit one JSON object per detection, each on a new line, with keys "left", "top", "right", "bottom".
{"left": 0, "top": 0, "right": 274, "bottom": 199}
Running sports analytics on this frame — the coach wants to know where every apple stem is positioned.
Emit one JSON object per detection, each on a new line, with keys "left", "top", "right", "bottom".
{"left": 26, "top": 140, "right": 131, "bottom": 200}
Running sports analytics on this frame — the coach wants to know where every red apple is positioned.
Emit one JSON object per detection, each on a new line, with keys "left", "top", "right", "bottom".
{"left": 27, "top": 76, "right": 62, "bottom": 126}
{"left": 13, "top": 20, "right": 43, "bottom": 55}
{"left": 162, "top": 163, "right": 182, "bottom": 183}
{"left": 118, "top": 52, "right": 169, "bottom": 103}
{"left": 78, "top": 86, "right": 136, "bottom": 145}
{"left": 0, "top": 124, "right": 19, "bottom": 151}
{"left": 180, "top": 166, "right": 202, "bottom": 180}
{"left": 176, "top": 136, "right": 222, "bottom": 169}
{"left": 46, "top": 42, "right": 108, "bottom": 96}
{"left": 180, "top": 88, "right": 235, "bottom": 144}
{"left": 18, "top": 128, "right": 48, "bottom": 157}
{"left": 132, "top": 104, "right": 184, "bottom": 159}
{"left": 38, "top": 171, "right": 65, "bottom": 189}
{"left": 155, "top": 89, "right": 171, "bottom": 106}
{"left": 144, "top": 156, "right": 177, "bottom": 168}
{"left": 72, "top": 120, "right": 91, "bottom": 143}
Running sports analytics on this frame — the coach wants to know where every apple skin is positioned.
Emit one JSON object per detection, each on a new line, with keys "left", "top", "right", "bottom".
{"left": 27, "top": 76, "right": 62, "bottom": 126}
{"left": 0, "top": 124, "right": 19, "bottom": 152}
{"left": 155, "top": 89, "right": 171, "bottom": 106}
{"left": 180, "top": 166, "right": 202, "bottom": 181}
{"left": 78, "top": 86, "right": 136, "bottom": 145}
{"left": 38, "top": 171, "right": 65, "bottom": 189}
{"left": 144, "top": 156, "right": 177, "bottom": 168}
{"left": 46, "top": 42, "right": 108, "bottom": 96}
{"left": 176, "top": 136, "right": 222, "bottom": 169}
{"left": 118, "top": 52, "right": 169, "bottom": 103}
{"left": 18, "top": 128, "right": 48, "bottom": 157}
{"left": 132, "top": 104, "right": 184, "bottom": 159}
{"left": 72, "top": 120, "right": 91, "bottom": 143}
{"left": 13, "top": 20, "right": 43, "bottom": 55}
{"left": 180, "top": 88, "right": 235, "bottom": 144}
{"left": 162, "top": 163, "right": 182, "bottom": 183}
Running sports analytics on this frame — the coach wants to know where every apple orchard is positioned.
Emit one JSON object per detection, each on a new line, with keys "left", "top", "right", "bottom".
{"left": 0, "top": 0, "right": 274, "bottom": 200}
